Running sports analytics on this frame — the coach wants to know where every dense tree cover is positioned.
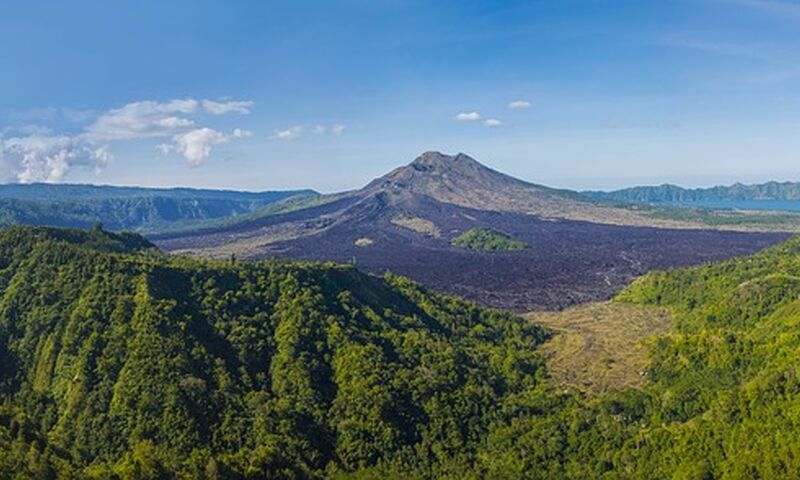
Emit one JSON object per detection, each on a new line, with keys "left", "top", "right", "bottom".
{"left": 0, "top": 184, "right": 316, "bottom": 233}
{"left": 611, "top": 235, "right": 800, "bottom": 478}
{"left": 4, "top": 225, "right": 800, "bottom": 478}
{"left": 451, "top": 228, "right": 526, "bottom": 252}
{"left": 586, "top": 180, "right": 800, "bottom": 202}
{"left": 0, "top": 226, "right": 556, "bottom": 479}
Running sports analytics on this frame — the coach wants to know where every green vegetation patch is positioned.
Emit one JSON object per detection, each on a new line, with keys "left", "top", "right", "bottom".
{"left": 451, "top": 227, "right": 526, "bottom": 251}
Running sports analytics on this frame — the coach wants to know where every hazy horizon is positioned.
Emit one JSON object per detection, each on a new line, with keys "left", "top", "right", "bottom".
{"left": 1, "top": 153, "right": 798, "bottom": 195}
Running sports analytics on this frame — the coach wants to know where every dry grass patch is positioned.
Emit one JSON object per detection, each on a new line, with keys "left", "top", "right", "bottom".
{"left": 391, "top": 214, "right": 441, "bottom": 237}
{"left": 526, "top": 301, "right": 673, "bottom": 396}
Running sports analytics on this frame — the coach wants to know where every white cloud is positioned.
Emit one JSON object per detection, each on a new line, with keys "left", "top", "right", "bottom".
{"left": 1, "top": 134, "right": 110, "bottom": 183}
{"left": 232, "top": 128, "right": 252, "bottom": 138}
{"left": 84, "top": 99, "right": 200, "bottom": 142}
{"left": 0, "top": 97, "right": 254, "bottom": 182}
{"left": 202, "top": 100, "right": 254, "bottom": 115}
{"left": 159, "top": 128, "right": 252, "bottom": 167}
{"left": 484, "top": 118, "right": 504, "bottom": 127}
{"left": 331, "top": 123, "right": 346, "bottom": 136}
{"left": 275, "top": 123, "right": 345, "bottom": 140}
{"left": 455, "top": 111, "right": 481, "bottom": 121}
{"left": 270, "top": 125, "right": 305, "bottom": 140}
{"left": 508, "top": 100, "right": 532, "bottom": 109}
{"left": 172, "top": 128, "right": 229, "bottom": 167}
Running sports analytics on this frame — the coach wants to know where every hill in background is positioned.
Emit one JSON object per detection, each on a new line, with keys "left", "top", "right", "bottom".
{"left": 586, "top": 180, "right": 800, "bottom": 203}
{"left": 0, "top": 183, "right": 317, "bottom": 233}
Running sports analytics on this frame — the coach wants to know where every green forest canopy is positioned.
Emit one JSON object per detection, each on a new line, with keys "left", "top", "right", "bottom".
{"left": 0, "top": 184, "right": 317, "bottom": 233}
{"left": 2, "top": 225, "right": 800, "bottom": 478}
{"left": 451, "top": 227, "right": 526, "bottom": 252}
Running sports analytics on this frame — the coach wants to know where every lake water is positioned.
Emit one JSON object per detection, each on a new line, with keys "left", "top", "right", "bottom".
{"left": 661, "top": 200, "right": 800, "bottom": 213}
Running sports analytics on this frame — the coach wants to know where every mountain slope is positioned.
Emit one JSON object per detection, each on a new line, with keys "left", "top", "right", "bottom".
{"left": 5, "top": 227, "right": 800, "bottom": 478}
{"left": 155, "top": 152, "right": 790, "bottom": 311}
{"left": 586, "top": 180, "right": 800, "bottom": 203}
{"left": 595, "top": 233, "right": 800, "bottom": 478}
{"left": 331, "top": 151, "right": 729, "bottom": 226}
{"left": 0, "top": 183, "right": 317, "bottom": 233}
{"left": 0, "top": 225, "right": 549, "bottom": 478}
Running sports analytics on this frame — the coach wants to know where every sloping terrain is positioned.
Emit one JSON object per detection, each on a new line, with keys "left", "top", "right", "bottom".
{"left": 0, "top": 226, "right": 549, "bottom": 478}
{"left": 5, "top": 226, "right": 800, "bottom": 478}
{"left": 527, "top": 302, "right": 673, "bottom": 396}
{"left": 597, "top": 233, "right": 800, "bottom": 478}
{"left": 587, "top": 180, "right": 800, "bottom": 202}
{"left": 0, "top": 183, "right": 316, "bottom": 232}
{"left": 155, "top": 152, "right": 790, "bottom": 311}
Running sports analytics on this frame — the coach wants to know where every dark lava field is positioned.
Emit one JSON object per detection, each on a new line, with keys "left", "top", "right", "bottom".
{"left": 155, "top": 195, "right": 788, "bottom": 312}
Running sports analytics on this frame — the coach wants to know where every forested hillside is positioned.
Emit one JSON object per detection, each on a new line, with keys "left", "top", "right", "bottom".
{"left": 3, "top": 225, "right": 800, "bottom": 478}
{"left": 586, "top": 180, "right": 800, "bottom": 203}
{"left": 609, "top": 234, "right": 800, "bottom": 478}
{"left": 0, "top": 184, "right": 316, "bottom": 233}
{"left": 0, "top": 226, "right": 553, "bottom": 478}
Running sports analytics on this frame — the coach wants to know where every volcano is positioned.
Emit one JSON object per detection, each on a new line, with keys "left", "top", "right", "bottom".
{"left": 152, "top": 152, "right": 788, "bottom": 311}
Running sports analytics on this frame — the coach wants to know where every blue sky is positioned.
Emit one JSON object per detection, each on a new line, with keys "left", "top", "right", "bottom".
{"left": 2, "top": 0, "right": 800, "bottom": 192}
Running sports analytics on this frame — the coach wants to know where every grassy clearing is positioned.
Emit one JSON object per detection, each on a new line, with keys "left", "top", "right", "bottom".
{"left": 391, "top": 213, "right": 441, "bottom": 237}
{"left": 525, "top": 301, "right": 673, "bottom": 395}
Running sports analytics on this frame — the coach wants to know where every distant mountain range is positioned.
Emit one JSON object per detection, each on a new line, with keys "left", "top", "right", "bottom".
{"left": 586, "top": 181, "right": 800, "bottom": 203}
{"left": 0, "top": 183, "right": 317, "bottom": 232}
{"left": 154, "top": 151, "right": 787, "bottom": 310}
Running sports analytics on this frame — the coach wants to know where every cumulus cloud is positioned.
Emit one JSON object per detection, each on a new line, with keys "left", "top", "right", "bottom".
{"left": 271, "top": 125, "right": 305, "bottom": 141}
{"left": 270, "top": 123, "right": 344, "bottom": 141}
{"left": 202, "top": 100, "right": 254, "bottom": 115}
{"left": 85, "top": 99, "right": 200, "bottom": 142}
{"left": 176, "top": 129, "right": 227, "bottom": 166}
{"left": 232, "top": 128, "right": 252, "bottom": 138}
{"left": 484, "top": 118, "right": 504, "bottom": 127}
{"left": 0, "top": 97, "right": 254, "bottom": 182}
{"left": 1, "top": 134, "right": 110, "bottom": 183}
{"left": 455, "top": 111, "right": 481, "bottom": 121}
{"left": 158, "top": 128, "right": 252, "bottom": 167}
{"left": 508, "top": 100, "right": 532, "bottom": 109}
